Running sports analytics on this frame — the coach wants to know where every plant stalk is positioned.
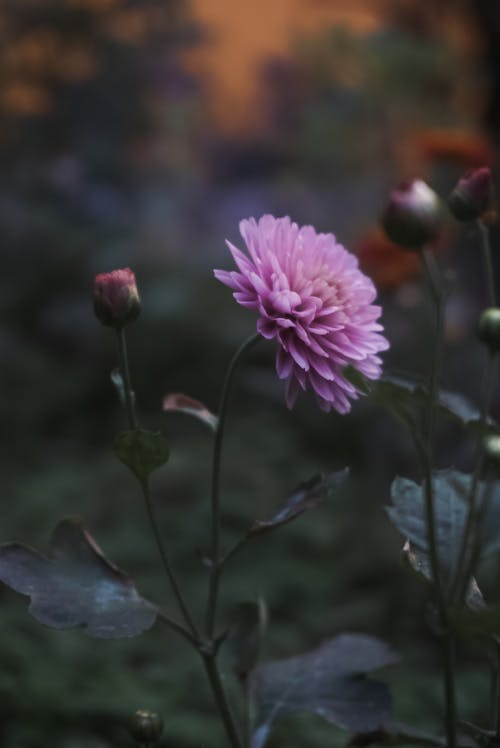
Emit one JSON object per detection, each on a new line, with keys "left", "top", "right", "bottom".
{"left": 478, "top": 219, "right": 497, "bottom": 307}
{"left": 205, "top": 333, "right": 261, "bottom": 637}
{"left": 420, "top": 248, "right": 457, "bottom": 748}
{"left": 117, "top": 328, "right": 138, "bottom": 430}
{"left": 203, "top": 654, "right": 243, "bottom": 748}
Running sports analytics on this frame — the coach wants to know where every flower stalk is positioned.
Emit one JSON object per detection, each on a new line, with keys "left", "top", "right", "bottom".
{"left": 206, "top": 333, "right": 261, "bottom": 637}
{"left": 420, "top": 248, "right": 457, "bottom": 748}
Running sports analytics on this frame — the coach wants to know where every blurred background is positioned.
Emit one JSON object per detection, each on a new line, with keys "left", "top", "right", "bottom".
{"left": 1, "top": 0, "right": 500, "bottom": 745}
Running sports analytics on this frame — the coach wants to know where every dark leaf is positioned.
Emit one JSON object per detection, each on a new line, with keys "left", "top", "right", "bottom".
{"left": 162, "top": 393, "right": 218, "bottom": 432}
{"left": 115, "top": 428, "right": 169, "bottom": 481}
{"left": 388, "top": 470, "right": 500, "bottom": 587}
{"left": 248, "top": 469, "right": 349, "bottom": 538}
{"left": 0, "top": 519, "right": 157, "bottom": 638}
{"left": 249, "top": 634, "right": 398, "bottom": 747}
{"left": 226, "top": 599, "right": 268, "bottom": 683}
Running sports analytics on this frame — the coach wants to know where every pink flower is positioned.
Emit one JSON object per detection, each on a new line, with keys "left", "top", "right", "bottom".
{"left": 93, "top": 268, "right": 141, "bottom": 329}
{"left": 214, "top": 215, "right": 389, "bottom": 413}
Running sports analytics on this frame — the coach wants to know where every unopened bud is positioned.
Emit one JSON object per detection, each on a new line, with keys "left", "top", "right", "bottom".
{"left": 483, "top": 433, "right": 500, "bottom": 467}
{"left": 478, "top": 307, "right": 500, "bottom": 353}
{"left": 448, "top": 166, "right": 493, "bottom": 222}
{"left": 93, "top": 268, "right": 141, "bottom": 329}
{"left": 381, "top": 179, "right": 443, "bottom": 250}
{"left": 128, "top": 709, "right": 163, "bottom": 744}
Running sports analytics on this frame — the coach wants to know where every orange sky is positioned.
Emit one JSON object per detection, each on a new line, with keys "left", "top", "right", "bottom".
{"left": 183, "top": 0, "right": 383, "bottom": 132}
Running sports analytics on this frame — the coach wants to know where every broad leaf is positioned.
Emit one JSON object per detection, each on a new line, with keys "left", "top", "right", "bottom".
{"left": 162, "top": 393, "right": 218, "bottom": 432}
{"left": 248, "top": 469, "right": 349, "bottom": 538}
{"left": 388, "top": 470, "right": 500, "bottom": 589}
{"left": 115, "top": 428, "right": 169, "bottom": 480}
{"left": 249, "top": 634, "right": 398, "bottom": 747}
{"left": 226, "top": 599, "right": 268, "bottom": 683}
{"left": 0, "top": 519, "right": 157, "bottom": 638}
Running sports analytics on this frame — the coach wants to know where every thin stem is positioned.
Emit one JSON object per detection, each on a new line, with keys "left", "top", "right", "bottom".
{"left": 156, "top": 610, "right": 198, "bottom": 647}
{"left": 478, "top": 219, "right": 497, "bottom": 308}
{"left": 117, "top": 328, "right": 138, "bottom": 430}
{"left": 202, "top": 654, "right": 243, "bottom": 748}
{"left": 141, "top": 478, "right": 199, "bottom": 639}
{"left": 420, "top": 248, "right": 457, "bottom": 748}
{"left": 205, "top": 333, "right": 261, "bottom": 637}
{"left": 494, "top": 640, "right": 500, "bottom": 735}
{"left": 453, "top": 353, "right": 496, "bottom": 603}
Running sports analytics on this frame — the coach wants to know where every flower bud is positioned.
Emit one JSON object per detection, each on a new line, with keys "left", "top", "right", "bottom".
{"left": 477, "top": 307, "right": 500, "bottom": 353}
{"left": 128, "top": 710, "right": 163, "bottom": 744}
{"left": 381, "top": 179, "right": 443, "bottom": 250}
{"left": 483, "top": 434, "right": 500, "bottom": 468}
{"left": 448, "top": 166, "right": 493, "bottom": 222}
{"left": 93, "top": 268, "right": 140, "bottom": 329}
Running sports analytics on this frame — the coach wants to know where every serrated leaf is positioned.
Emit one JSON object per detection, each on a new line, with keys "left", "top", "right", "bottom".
{"left": 162, "top": 392, "right": 218, "bottom": 431}
{"left": 226, "top": 599, "right": 268, "bottom": 683}
{"left": 0, "top": 519, "right": 157, "bottom": 638}
{"left": 402, "top": 541, "right": 485, "bottom": 611}
{"left": 249, "top": 634, "right": 398, "bottom": 746}
{"left": 248, "top": 469, "right": 349, "bottom": 538}
{"left": 115, "top": 428, "right": 169, "bottom": 480}
{"left": 388, "top": 470, "right": 500, "bottom": 590}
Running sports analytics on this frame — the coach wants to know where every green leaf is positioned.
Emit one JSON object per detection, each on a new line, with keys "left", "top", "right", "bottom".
{"left": 388, "top": 469, "right": 500, "bottom": 588}
{"left": 247, "top": 469, "right": 349, "bottom": 538}
{"left": 0, "top": 519, "right": 157, "bottom": 638}
{"left": 115, "top": 428, "right": 169, "bottom": 480}
{"left": 250, "top": 634, "right": 398, "bottom": 747}
{"left": 226, "top": 600, "right": 268, "bottom": 684}
{"left": 162, "top": 392, "right": 218, "bottom": 431}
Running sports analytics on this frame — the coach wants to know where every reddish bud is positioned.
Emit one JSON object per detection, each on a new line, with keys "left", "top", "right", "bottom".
{"left": 448, "top": 166, "right": 493, "bottom": 222}
{"left": 381, "top": 179, "right": 443, "bottom": 251}
{"left": 93, "top": 268, "right": 140, "bottom": 329}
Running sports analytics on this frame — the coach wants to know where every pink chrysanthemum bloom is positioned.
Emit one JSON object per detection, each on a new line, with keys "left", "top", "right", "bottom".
{"left": 214, "top": 215, "right": 389, "bottom": 413}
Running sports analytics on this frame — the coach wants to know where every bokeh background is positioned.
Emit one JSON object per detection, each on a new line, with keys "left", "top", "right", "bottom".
{"left": 1, "top": 0, "right": 500, "bottom": 745}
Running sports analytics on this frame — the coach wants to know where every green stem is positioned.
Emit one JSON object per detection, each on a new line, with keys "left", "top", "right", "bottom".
{"left": 494, "top": 640, "right": 500, "bottom": 735}
{"left": 420, "top": 248, "right": 457, "bottom": 748}
{"left": 156, "top": 610, "right": 198, "bottom": 646}
{"left": 117, "top": 328, "right": 138, "bottom": 430}
{"left": 453, "top": 352, "right": 496, "bottom": 603}
{"left": 141, "top": 479, "right": 199, "bottom": 639}
{"left": 202, "top": 654, "right": 243, "bottom": 748}
{"left": 116, "top": 328, "right": 199, "bottom": 639}
{"left": 478, "top": 219, "right": 497, "bottom": 308}
{"left": 205, "top": 333, "right": 261, "bottom": 637}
